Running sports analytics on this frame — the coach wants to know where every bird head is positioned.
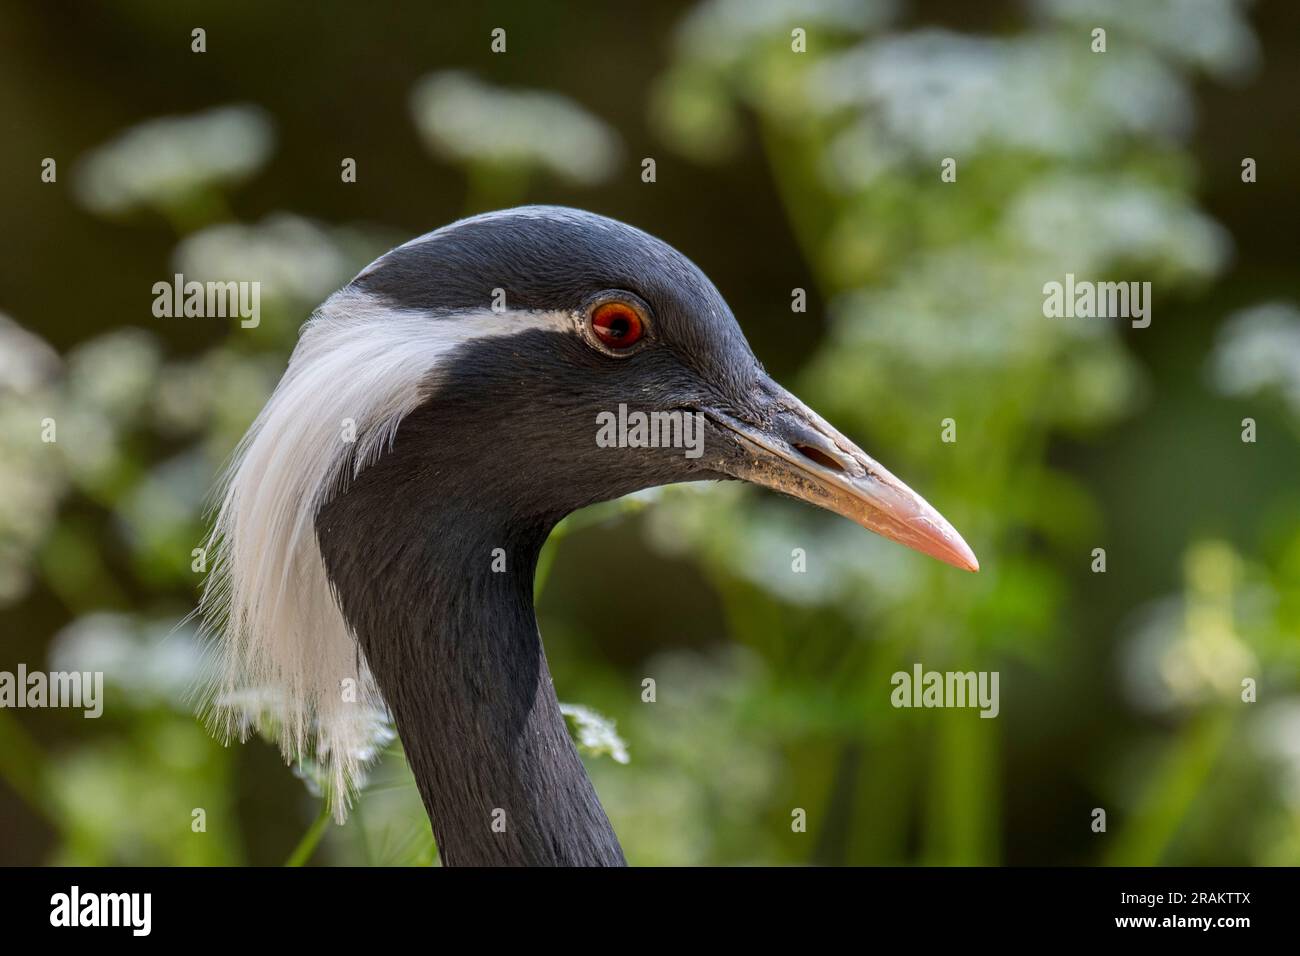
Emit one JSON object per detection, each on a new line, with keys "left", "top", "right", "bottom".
{"left": 202, "top": 205, "right": 976, "bottom": 819}
{"left": 347, "top": 205, "right": 978, "bottom": 571}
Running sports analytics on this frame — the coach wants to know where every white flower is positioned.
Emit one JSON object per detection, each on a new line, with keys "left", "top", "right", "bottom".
{"left": 0, "top": 313, "right": 61, "bottom": 394}
{"left": 1253, "top": 700, "right": 1300, "bottom": 806}
{"left": 675, "top": 0, "right": 894, "bottom": 67}
{"left": 1034, "top": 0, "right": 1259, "bottom": 79}
{"left": 74, "top": 105, "right": 274, "bottom": 216}
{"left": 172, "top": 213, "right": 381, "bottom": 306}
{"left": 409, "top": 72, "right": 620, "bottom": 185}
{"left": 810, "top": 32, "right": 1192, "bottom": 160}
{"left": 560, "top": 703, "right": 630, "bottom": 764}
{"left": 49, "top": 613, "right": 205, "bottom": 704}
{"left": 1212, "top": 302, "right": 1300, "bottom": 417}
{"left": 65, "top": 328, "right": 162, "bottom": 423}
{"left": 1005, "top": 175, "right": 1231, "bottom": 279}
{"left": 1121, "top": 543, "right": 1261, "bottom": 712}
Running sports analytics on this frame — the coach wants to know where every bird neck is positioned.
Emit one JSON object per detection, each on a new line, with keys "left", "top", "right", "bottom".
{"left": 316, "top": 477, "right": 626, "bottom": 866}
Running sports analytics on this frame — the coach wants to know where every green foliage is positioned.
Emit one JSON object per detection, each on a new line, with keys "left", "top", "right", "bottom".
{"left": 1, "top": 0, "right": 1295, "bottom": 866}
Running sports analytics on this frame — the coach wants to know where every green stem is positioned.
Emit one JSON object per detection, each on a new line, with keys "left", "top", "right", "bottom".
{"left": 0, "top": 710, "right": 56, "bottom": 826}
{"left": 922, "top": 707, "right": 1000, "bottom": 865}
{"left": 1105, "top": 710, "right": 1232, "bottom": 866}
{"left": 534, "top": 521, "right": 569, "bottom": 601}
{"left": 284, "top": 803, "right": 333, "bottom": 867}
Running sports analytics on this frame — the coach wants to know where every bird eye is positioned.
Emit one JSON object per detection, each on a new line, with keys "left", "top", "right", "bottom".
{"left": 590, "top": 301, "right": 645, "bottom": 351}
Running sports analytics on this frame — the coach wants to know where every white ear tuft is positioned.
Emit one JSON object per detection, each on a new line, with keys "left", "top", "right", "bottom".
{"left": 196, "top": 288, "right": 576, "bottom": 820}
{"left": 197, "top": 289, "right": 436, "bottom": 820}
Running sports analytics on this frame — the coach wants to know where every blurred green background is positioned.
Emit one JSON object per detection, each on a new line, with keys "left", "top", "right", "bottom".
{"left": 1, "top": 0, "right": 1298, "bottom": 866}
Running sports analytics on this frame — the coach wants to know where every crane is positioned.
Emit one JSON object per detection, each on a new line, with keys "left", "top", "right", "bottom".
{"left": 199, "top": 206, "right": 978, "bottom": 866}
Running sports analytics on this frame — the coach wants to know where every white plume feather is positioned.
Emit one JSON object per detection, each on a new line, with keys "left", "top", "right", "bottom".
{"left": 197, "top": 286, "right": 575, "bottom": 820}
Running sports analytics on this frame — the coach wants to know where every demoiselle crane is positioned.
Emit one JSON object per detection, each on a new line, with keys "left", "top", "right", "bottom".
{"left": 199, "top": 206, "right": 978, "bottom": 866}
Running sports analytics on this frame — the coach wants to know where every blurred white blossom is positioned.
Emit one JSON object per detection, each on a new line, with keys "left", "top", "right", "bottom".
{"left": 49, "top": 613, "right": 205, "bottom": 705}
{"left": 1006, "top": 176, "right": 1232, "bottom": 279}
{"left": 0, "top": 315, "right": 67, "bottom": 602}
{"left": 152, "top": 350, "right": 281, "bottom": 440}
{"left": 1253, "top": 700, "right": 1300, "bottom": 806}
{"left": 675, "top": 0, "right": 894, "bottom": 67}
{"left": 1212, "top": 302, "right": 1300, "bottom": 417}
{"left": 74, "top": 104, "right": 274, "bottom": 217}
{"left": 0, "top": 312, "right": 61, "bottom": 393}
{"left": 409, "top": 72, "right": 620, "bottom": 184}
{"left": 1122, "top": 542, "right": 1261, "bottom": 712}
{"left": 64, "top": 328, "right": 162, "bottom": 421}
{"left": 1034, "top": 0, "right": 1259, "bottom": 79}
{"left": 559, "top": 703, "right": 630, "bottom": 764}
{"left": 172, "top": 213, "right": 384, "bottom": 307}
{"left": 811, "top": 32, "right": 1191, "bottom": 162}
{"left": 56, "top": 329, "right": 162, "bottom": 487}
{"left": 0, "top": 449, "right": 64, "bottom": 603}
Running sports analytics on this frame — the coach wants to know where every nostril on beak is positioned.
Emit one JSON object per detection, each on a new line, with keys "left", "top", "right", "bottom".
{"left": 794, "top": 443, "right": 849, "bottom": 474}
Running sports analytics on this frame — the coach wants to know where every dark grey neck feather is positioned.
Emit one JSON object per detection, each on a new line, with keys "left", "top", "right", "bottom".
{"left": 318, "top": 493, "right": 625, "bottom": 865}
{"left": 314, "top": 358, "right": 628, "bottom": 866}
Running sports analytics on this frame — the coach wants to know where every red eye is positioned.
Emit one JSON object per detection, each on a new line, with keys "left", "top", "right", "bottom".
{"left": 591, "top": 302, "right": 645, "bottom": 350}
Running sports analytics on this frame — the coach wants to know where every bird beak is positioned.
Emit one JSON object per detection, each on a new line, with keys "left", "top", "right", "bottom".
{"left": 704, "top": 379, "right": 979, "bottom": 572}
